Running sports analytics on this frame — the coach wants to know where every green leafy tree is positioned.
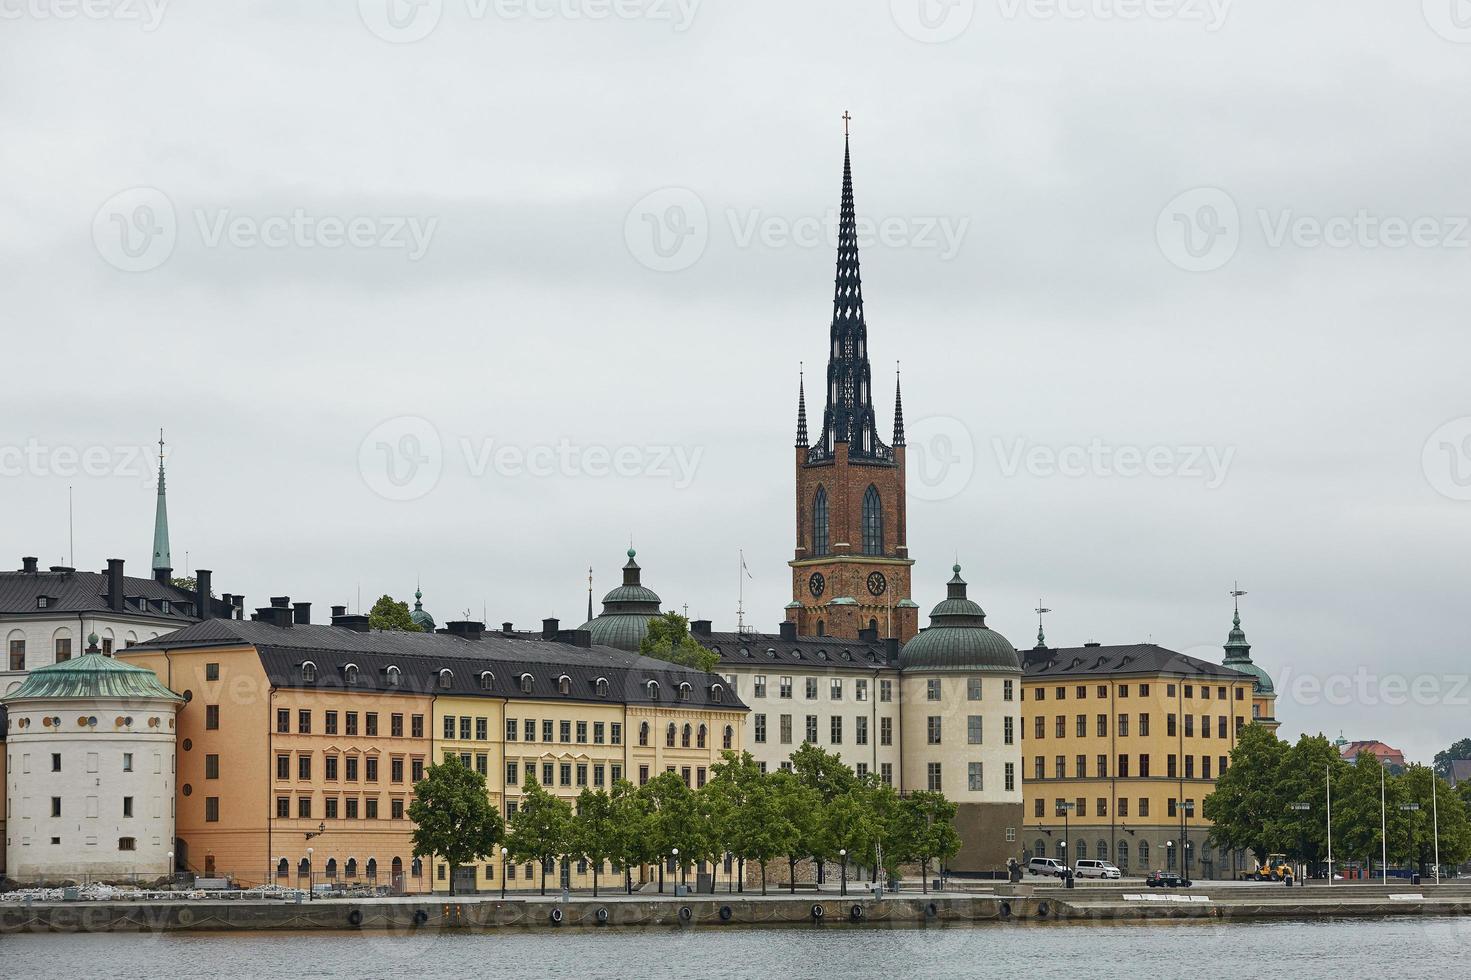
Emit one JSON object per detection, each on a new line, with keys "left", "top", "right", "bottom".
{"left": 406, "top": 756, "right": 503, "bottom": 895}
{"left": 865, "top": 779, "right": 906, "bottom": 884}
{"left": 639, "top": 611, "right": 719, "bottom": 672}
{"left": 570, "top": 788, "right": 617, "bottom": 897}
{"left": 826, "top": 787, "right": 880, "bottom": 889}
{"left": 608, "top": 778, "right": 652, "bottom": 894}
{"left": 1396, "top": 765, "right": 1471, "bottom": 874}
{"left": 767, "top": 769, "right": 820, "bottom": 892}
{"left": 789, "top": 743, "right": 859, "bottom": 882}
{"left": 703, "top": 751, "right": 763, "bottom": 891}
{"left": 1275, "top": 734, "right": 1347, "bottom": 872}
{"left": 641, "top": 770, "right": 710, "bottom": 890}
{"left": 506, "top": 776, "right": 573, "bottom": 895}
{"left": 1203, "top": 723, "right": 1289, "bottom": 865}
{"left": 1334, "top": 750, "right": 1409, "bottom": 878}
{"left": 369, "top": 594, "right": 422, "bottom": 632}
{"left": 899, "top": 790, "right": 961, "bottom": 894}
{"left": 1433, "top": 739, "right": 1471, "bottom": 780}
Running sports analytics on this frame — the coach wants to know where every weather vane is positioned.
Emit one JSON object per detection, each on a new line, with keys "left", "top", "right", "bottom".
{"left": 1230, "top": 581, "right": 1247, "bottom": 613}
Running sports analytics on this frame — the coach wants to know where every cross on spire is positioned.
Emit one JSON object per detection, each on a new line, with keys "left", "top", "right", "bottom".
{"left": 842, "top": 110, "right": 852, "bottom": 136}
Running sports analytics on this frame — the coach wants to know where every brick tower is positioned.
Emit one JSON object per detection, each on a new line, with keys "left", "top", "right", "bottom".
{"left": 786, "top": 125, "right": 918, "bottom": 643}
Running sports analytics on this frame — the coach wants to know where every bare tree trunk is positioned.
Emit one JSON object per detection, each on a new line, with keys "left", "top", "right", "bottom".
{"left": 789, "top": 857, "right": 796, "bottom": 894}
{"left": 922, "top": 859, "right": 929, "bottom": 894}
{"left": 761, "top": 861, "right": 768, "bottom": 896}
{"left": 593, "top": 865, "right": 599, "bottom": 898}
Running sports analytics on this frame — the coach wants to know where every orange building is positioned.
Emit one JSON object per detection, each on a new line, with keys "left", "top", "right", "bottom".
{"left": 122, "top": 603, "right": 745, "bottom": 893}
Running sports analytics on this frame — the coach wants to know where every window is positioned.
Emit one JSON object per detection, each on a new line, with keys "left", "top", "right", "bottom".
{"left": 639, "top": 722, "right": 649, "bottom": 746}
{"left": 542, "top": 720, "right": 554, "bottom": 742}
{"left": 781, "top": 714, "right": 793, "bottom": 744}
{"left": 1004, "top": 716, "right": 1014, "bottom": 745}
{"left": 506, "top": 761, "right": 519, "bottom": 785}
{"left": 391, "top": 757, "right": 404, "bottom": 783}
{"left": 205, "top": 705, "right": 220, "bottom": 730}
{"left": 476, "top": 717, "right": 489, "bottom": 741}
{"left": 1118, "top": 797, "right": 1129, "bottom": 817}
{"left": 592, "top": 721, "right": 604, "bottom": 744}
{"left": 639, "top": 765, "right": 650, "bottom": 786}
{"left": 1139, "top": 714, "right": 1150, "bottom": 737}
{"left": 347, "top": 712, "right": 361, "bottom": 737}
{"left": 1055, "top": 755, "right": 1065, "bottom": 779}
{"left": 412, "top": 758, "right": 424, "bottom": 782}
{"left": 1033, "top": 757, "right": 1044, "bottom": 780}
{"left": 299, "top": 754, "right": 312, "bottom": 780}
{"left": 1076, "top": 715, "right": 1086, "bottom": 738}
{"left": 611, "top": 722, "right": 622, "bottom": 745}
{"left": 880, "top": 679, "right": 892, "bottom": 702}
{"left": 346, "top": 798, "right": 359, "bottom": 819}
{"left": 830, "top": 716, "right": 842, "bottom": 744}
{"left": 830, "top": 678, "right": 843, "bottom": 700}
{"left": 812, "top": 486, "right": 829, "bottom": 556}
{"left": 205, "top": 755, "right": 219, "bottom": 779}
{"left": 559, "top": 675, "right": 572, "bottom": 696}
{"left": 443, "top": 716, "right": 456, "bottom": 740}
{"left": 855, "top": 716, "right": 869, "bottom": 745}
{"left": 1076, "top": 754, "right": 1086, "bottom": 778}
{"left": 411, "top": 715, "right": 424, "bottom": 738}
{"left": 300, "top": 661, "right": 316, "bottom": 683}
{"left": 968, "top": 762, "right": 983, "bottom": 792}
{"left": 666, "top": 723, "right": 676, "bottom": 748}
{"left": 1004, "top": 762, "right": 1015, "bottom": 792}
{"left": 122, "top": 796, "right": 134, "bottom": 818}
{"left": 1139, "top": 798, "right": 1149, "bottom": 818}
{"left": 805, "top": 677, "right": 818, "bottom": 699}
{"left": 967, "top": 715, "right": 983, "bottom": 744}
{"left": 861, "top": 484, "right": 883, "bottom": 555}
{"left": 1185, "top": 715, "right": 1194, "bottom": 738}
{"left": 1140, "top": 684, "right": 1149, "bottom": 696}
{"left": 1117, "top": 755, "right": 1130, "bottom": 778}
{"left": 54, "top": 636, "right": 71, "bottom": 662}
{"left": 206, "top": 797, "right": 221, "bottom": 822}
{"left": 438, "top": 669, "right": 453, "bottom": 690}
{"left": 1097, "top": 754, "right": 1107, "bottom": 778}
{"left": 1139, "top": 755, "right": 1151, "bottom": 778}
{"left": 559, "top": 763, "right": 572, "bottom": 786}
{"left": 1218, "top": 715, "right": 1228, "bottom": 739}
{"left": 698, "top": 724, "right": 707, "bottom": 748}
{"left": 647, "top": 680, "right": 660, "bottom": 701}
{"left": 122, "top": 752, "right": 133, "bottom": 772}
{"left": 880, "top": 762, "right": 893, "bottom": 786}
{"left": 779, "top": 676, "right": 793, "bottom": 699}
{"left": 679, "top": 682, "right": 692, "bottom": 702}
{"left": 927, "top": 716, "right": 942, "bottom": 744}
{"left": 1003, "top": 679, "right": 1014, "bottom": 702}
{"left": 8, "top": 638, "right": 23, "bottom": 671}
{"left": 298, "top": 709, "right": 311, "bottom": 734}
{"left": 967, "top": 678, "right": 982, "bottom": 701}
{"left": 805, "top": 715, "right": 818, "bottom": 743}
{"left": 367, "top": 757, "right": 379, "bottom": 782}
{"left": 754, "top": 675, "right": 767, "bottom": 698}
{"left": 1096, "top": 714, "right": 1107, "bottom": 737}
{"left": 1034, "top": 716, "right": 1045, "bottom": 739}
{"left": 927, "top": 762, "right": 942, "bottom": 792}
{"left": 277, "top": 796, "right": 290, "bottom": 818}
{"left": 594, "top": 764, "right": 606, "bottom": 787}
{"left": 560, "top": 720, "right": 572, "bottom": 743}
{"left": 1118, "top": 714, "right": 1129, "bottom": 737}
{"left": 386, "top": 665, "right": 401, "bottom": 687}
{"left": 927, "top": 678, "right": 941, "bottom": 701}
{"left": 1167, "top": 755, "right": 1178, "bottom": 779}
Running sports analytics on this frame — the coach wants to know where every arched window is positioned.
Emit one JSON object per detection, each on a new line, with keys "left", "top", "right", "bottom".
{"left": 346, "top": 857, "right": 358, "bottom": 878}
{"left": 437, "top": 668, "right": 453, "bottom": 690}
{"left": 697, "top": 724, "right": 707, "bottom": 748}
{"left": 1033, "top": 840, "right": 1046, "bottom": 862}
{"left": 344, "top": 664, "right": 359, "bottom": 686}
{"left": 639, "top": 721, "right": 650, "bottom": 746}
{"left": 1166, "top": 842, "right": 1177, "bottom": 870}
{"left": 681, "top": 723, "right": 692, "bottom": 748}
{"left": 277, "top": 857, "right": 289, "bottom": 878}
{"left": 816, "top": 620, "right": 825, "bottom": 637}
{"left": 479, "top": 671, "right": 494, "bottom": 691}
{"left": 1055, "top": 840, "right": 1067, "bottom": 861}
{"left": 298, "top": 857, "right": 311, "bottom": 876}
{"left": 678, "top": 682, "right": 691, "bottom": 702}
{"left": 666, "top": 723, "right": 676, "bottom": 748}
{"left": 301, "top": 661, "right": 317, "bottom": 683}
{"left": 595, "top": 678, "right": 609, "bottom": 697}
{"left": 558, "top": 675, "right": 571, "bottom": 696}
{"left": 711, "top": 684, "right": 723, "bottom": 704}
{"left": 366, "top": 858, "right": 378, "bottom": 881}
{"left": 1097, "top": 840, "right": 1108, "bottom": 862}
{"left": 386, "top": 665, "right": 401, "bottom": 688}
{"left": 391, "top": 856, "right": 403, "bottom": 883}
{"left": 326, "top": 858, "right": 338, "bottom": 879}
{"left": 1075, "top": 840, "right": 1087, "bottom": 860}
{"left": 520, "top": 673, "right": 533, "bottom": 694}
{"left": 1137, "top": 840, "right": 1149, "bottom": 868}
{"left": 861, "top": 485, "right": 883, "bottom": 555}
{"left": 1116, "top": 841, "right": 1129, "bottom": 872}
{"left": 647, "top": 680, "right": 660, "bottom": 701}
{"left": 723, "top": 725, "right": 734, "bottom": 749}
{"left": 812, "top": 487, "right": 829, "bottom": 556}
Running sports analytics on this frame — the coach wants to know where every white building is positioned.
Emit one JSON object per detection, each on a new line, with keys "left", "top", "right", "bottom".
{"left": 2, "top": 639, "right": 183, "bottom": 883}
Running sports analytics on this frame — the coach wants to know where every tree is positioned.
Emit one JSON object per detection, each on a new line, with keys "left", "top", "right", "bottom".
{"left": 570, "top": 788, "right": 617, "bottom": 897}
{"left": 1334, "top": 750, "right": 1409, "bottom": 878}
{"left": 766, "top": 769, "right": 820, "bottom": 892}
{"left": 1203, "top": 723, "right": 1289, "bottom": 865}
{"left": 899, "top": 790, "right": 961, "bottom": 894}
{"left": 1275, "top": 734, "right": 1347, "bottom": 873}
{"left": 702, "top": 751, "right": 761, "bottom": 892}
{"left": 825, "top": 787, "right": 880, "bottom": 890}
{"left": 1433, "top": 739, "right": 1471, "bottom": 780}
{"left": 607, "top": 778, "right": 651, "bottom": 894}
{"left": 641, "top": 770, "right": 709, "bottom": 890}
{"left": 639, "top": 611, "right": 719, "bottom": 672}
{"left": 789, "top": 743, "right": 859, "bottom": 883}
{"left": 406, "top": 756, "right": 503, "bottom": 895}
{"left": 506, "top": 776, "right": 572, "bottom": 895}
{"left": 369, "top": 594, "right": 422, "bottom": 632}
{"left": 1395, "top": 765, "right": 1471, "bottom": 874}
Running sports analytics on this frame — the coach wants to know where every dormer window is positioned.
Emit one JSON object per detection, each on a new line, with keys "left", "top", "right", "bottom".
{"left": 479, "top": 671, "right": 494, "bottom": 691}
{"left": 385, "top": 665, "right": 401, "bottom": 688}
{"left": 646, "top": 680, "right": 660, "bottom": 701}
{"left": 558, "top": 675, "right": 571, "bottom": 696}
{"left": 678, "top": 682, "right": 692, "bottom": 702}
{"left": 711, "top": 684, "right": 724, "bottom": 704}
{"left": 437, "top": 668, "right": 453, "bottom": 690}
{"left": 36, "top": 596, "right": 49, "bottom": 609}
{"left": 344, "top": 664, "right": 359, "bottom": 686}
{"left": 301, "top": 661, "right": 318, "bottom": 683}
{"left": 595, "top": 677, "right": 609, "bottom": 697}
{"left": 520, "top": 673, "right": 533, "bottom": 694}
{"left": 160, "top": 599, "right": 170, "bottom": 614}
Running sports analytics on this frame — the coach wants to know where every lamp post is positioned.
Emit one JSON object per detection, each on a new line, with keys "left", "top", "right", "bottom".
{"left": 1180, "top": 801, "right": 1194, "bottom": 885}
{"left": 839, "top": 849, "right": 848, "bottom": 897}
{"left": 672, "top": 848, "right": 680, "bottom": 894}
{"left": 501, "top": 847, "right": 508, "bottom": 900}
{"left": 1289, "top": 801, "right": 1311, "bottom": 882}
{"left": 1166, "top": 840, "right": 1175, "bottom": 875}
{"left": 165, "top": 851, "right": 173, "bottom": 892}
{"left": 306, "top": 847, "right": 314, "bottom": 900}
{"left": 1400, "top": 803, "right": 1421, "bottom": 880}
{"left": 1055, "top": 801, "right": 1075, "bottom": 876}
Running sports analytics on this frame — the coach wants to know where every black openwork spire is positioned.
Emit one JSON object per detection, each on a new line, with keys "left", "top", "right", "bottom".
{"left": 796, "top": 365, "right": 809, "bottom": 448}
{"left": 810, "top": 119, "right": 892, "bottom": 466}
{"left": 893, "top": 364, "right": 906, "bottom": 447}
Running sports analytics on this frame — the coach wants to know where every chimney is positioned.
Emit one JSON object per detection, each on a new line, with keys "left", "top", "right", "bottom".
{"left": 858, "top": 626, "right": 878, "bottom": 643}
{"left": 885, "top": 637, "right": 900, "bottom": 662}
{"left": 331, "top": 605, "right": 347, "bottom": 618}
{"left": 21, "top": 556, "right": 39, "bottom": 573}
{"left": 293, "top": 602, "right": 312, "bottom": 625}
{"left": 255, "top": 606, "right": 293, "bottom": 628}
{"left": 691, "top": 619, "right": 712, "bottom": 637}
{"left": 107, "top": 559, "right": 125, "bottom": 612}
{"left": 195, "top": 569, "right": 212, "bottom": 618}
{"left": 270, "top": 596, "right": 291, "bottom": 609}
{"left": 1084, "top": 641, "right": 1101, "bottom": 648}
{"left": 779, "top": 621, "right": 797, "bottom": 642}
{"left": 232, "top": 594, "right": 245, "bottom": 620}
{"left": 445, "top": 621, "right": 484, "bottom": 641}
{"left": 501, "top": 622, "right": 514, "bottom": 635}
{"left": 541, "top": 618, "right": 559, "bottom": 640}
{"left": 331, "top": 610, "right": 371, "bottom": 632}
{"left": 557, "top": 628, "right": 592, "bottom": 648}
{"left": 154, "top": 567, "right": 172, "bottom": 585}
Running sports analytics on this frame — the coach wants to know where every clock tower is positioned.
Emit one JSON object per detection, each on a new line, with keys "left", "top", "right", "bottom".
{"left": 786, "top": 125, "right": 919, "bottom": 643}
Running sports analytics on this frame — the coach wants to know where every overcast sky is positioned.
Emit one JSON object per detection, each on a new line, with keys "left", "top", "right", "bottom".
{"left": 3, "top": 1, "right": 1469, "bottom": 763}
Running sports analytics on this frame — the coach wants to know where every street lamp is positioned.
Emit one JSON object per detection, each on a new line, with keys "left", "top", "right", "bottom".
{"left": 1289, "top": 802, "right": 1311, "bottom": 881}
{"left": 672, "top": 848, "right": 680, "bottom": 894}
{"left": 165, "top": 851, "right": 173, "bottom": 892}
{"left": 1055, "top": 801, "right": 1075, "bottom": 876}
{"left": 1400, "top": 803, "right": 1421, "bottom": 880}
{"left": 1180, "top": 801, "right": 1195, "bottom": 885}
{"left": 306, "top": 847, "right": 314, "bottom": 900}
{"left": 839, "top": 849, "right": 848, "bottom": 897}
{"left": 1166, "top": 840, "right": 1175, "bottom": 875}
{"left": 501, "top": 847, "right": 509, "bottom": 900}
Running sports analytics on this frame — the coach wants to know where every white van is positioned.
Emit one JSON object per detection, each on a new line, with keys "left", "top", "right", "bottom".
{"left": 1074, "top": 859, "right": 1122, "bottom": 879}
{"left": 1027, "top": 857, "right": 1070, "bottom": 877}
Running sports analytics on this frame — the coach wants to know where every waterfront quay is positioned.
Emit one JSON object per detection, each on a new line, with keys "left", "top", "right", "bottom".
{"left": 5, "top": 880, "right": 1471, "bottom": 934}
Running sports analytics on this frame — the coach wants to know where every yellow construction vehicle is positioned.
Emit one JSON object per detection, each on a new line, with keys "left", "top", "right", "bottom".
{"left": 1241, "top": 854, "right": 1294, "bottom": 881}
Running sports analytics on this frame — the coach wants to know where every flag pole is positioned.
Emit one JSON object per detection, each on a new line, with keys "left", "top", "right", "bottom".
{"left": 1326, "top": 763, "right": 1333, "bottom": 887}
{"left": 1433, "top": 773, "right": 1441, "bottom": 885}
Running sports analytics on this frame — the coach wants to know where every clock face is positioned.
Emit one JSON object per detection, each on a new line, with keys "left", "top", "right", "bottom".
{"left": 866, "top": 571, "right": 888, "bottom": 597}
{"left": 808, "top": 572, "right": 826, "bottom": 598}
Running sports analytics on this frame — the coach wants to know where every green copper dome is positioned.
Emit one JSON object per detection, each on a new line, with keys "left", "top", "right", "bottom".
{"left": 2, "top": 652, "right": 182, "bottom": 703}
{"left": 579, "top": 549, "right": 662, "bottom": 652}
{"left": 1223, "top": 608, "right": 1273, "bottom": 695}
{"left": 901, "top": 565, "right": 1020, "bottom": 672}
{"left": 410, "top": 587, "right": 436, "bottom": 630}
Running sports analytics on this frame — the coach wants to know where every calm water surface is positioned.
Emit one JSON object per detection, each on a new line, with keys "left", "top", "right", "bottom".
{"left": 5, "top": 917, "right": 1469, "bottom": 978}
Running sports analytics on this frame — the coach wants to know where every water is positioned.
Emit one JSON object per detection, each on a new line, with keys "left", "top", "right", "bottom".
{"left": 4, "top": 917, "right": 1468, "bottom": 978}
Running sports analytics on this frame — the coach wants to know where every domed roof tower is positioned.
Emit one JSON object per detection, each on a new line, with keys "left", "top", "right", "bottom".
{"left": 578, "top": 548, "right": 663, "bottom": 652}
{"left": 900, "top": 565, "right": 1020, "bottom": 672}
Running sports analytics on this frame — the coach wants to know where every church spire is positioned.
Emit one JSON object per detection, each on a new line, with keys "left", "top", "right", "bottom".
{"left": 893, "top": 363, "right": 906, "bottom": 447}
{"left": 811, "top": 114, "right": 891, "bottom": 465}
{"left": 796, "top": 364, "right": 809, "bottom": 447}
{"left": 151, "top": 429, "right": 172, "bottom": 582}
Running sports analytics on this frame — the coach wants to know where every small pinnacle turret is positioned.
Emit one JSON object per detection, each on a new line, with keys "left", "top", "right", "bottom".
{"left": 796, "top": 366, "right": 809, "bottom": 448}
{"left": 151, "top": 429, "right": 172, "bottom": 580}
{"left": 893, "top": 365, "right": 906, "bottom": 447}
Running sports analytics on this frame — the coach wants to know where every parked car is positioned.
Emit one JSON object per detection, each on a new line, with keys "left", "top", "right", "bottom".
{"left": 1028, "top": 857, "right": 1072, "bottom": 877}
{"left": 1145, "top": 871, "right": 1186, "bottom": 888}
{"left": 1074, "top": 859, "right": 1122, "bottom": 879}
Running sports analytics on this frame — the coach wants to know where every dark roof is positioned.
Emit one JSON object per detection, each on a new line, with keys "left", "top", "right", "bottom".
{"left": 1022, "top": 644, "right": 1252, "bottom": 682}
{"left": 0, "top": 568, "right": 199, "bottom": 620}
{"left": 1447, "top": 760, "right": 1471, "bottom": 787}
{"left": 702, "top": 631, "right": 896, "bottom": 672}
{"left": 129, "top": 618, "right": 745, "bottom": 711}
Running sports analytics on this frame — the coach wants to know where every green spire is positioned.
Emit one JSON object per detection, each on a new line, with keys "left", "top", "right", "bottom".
{"left": 1034, "top": 600, "right": 1052, "bottom": 650}
{"left": 151, "top": 429, "right": 171, "bottom": 574}
{"left": 1223, "top": 585, "right": 1273, "bottom": 695}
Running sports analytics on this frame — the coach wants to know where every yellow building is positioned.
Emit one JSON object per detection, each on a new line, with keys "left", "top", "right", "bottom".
{"left": 1020, "top": 642, "right": 1264, "bottom": 880}
{"left": 122, "top": 601, "right": 745, "bottom": 894}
